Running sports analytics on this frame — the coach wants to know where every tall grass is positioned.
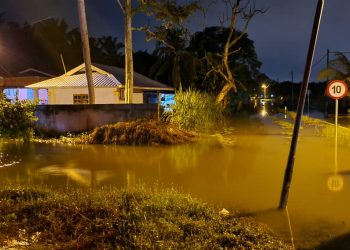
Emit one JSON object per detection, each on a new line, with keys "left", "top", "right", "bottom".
{"left": 165, "top": 89, "right": 222, "bottom": 131}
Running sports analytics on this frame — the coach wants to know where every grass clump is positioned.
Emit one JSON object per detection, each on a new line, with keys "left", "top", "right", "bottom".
{"left": 165, "top": 89, "right": 222, "bottom": 131}
{"left": 0, "top": 186, "right": 290, "bottom": 249}
{"left": 87, "top": 119, "right": 195, "bottom": 146}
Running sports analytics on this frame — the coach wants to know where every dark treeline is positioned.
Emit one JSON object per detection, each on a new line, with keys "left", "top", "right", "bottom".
{"left": 0, "top": 14, "right": 266, "bottom": 94}
{"left": 1, "top": 14, "right": 334, "bottom": 114}
{"left": 0, "top": 14, "right": 124, "bottom": 76}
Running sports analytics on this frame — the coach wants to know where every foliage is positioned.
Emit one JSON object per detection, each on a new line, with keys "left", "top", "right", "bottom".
{"left": 189, "top": 26, "right": 261, "bottom": 93}
{"left": 0, "top": 186, "right": 290, "bottom": 249}
{"left": 0, "top": 97, "right": 37, "bottom": 140}
{"left": 138, "top": 0, "right": 200, "bottom": 26}
{"left": 150, "top": 27, "right": 199, "bottom": 89}
{"left": 318, "top": 52, "right": 350, "bottom": 83}
{"left": 166, "top": 89, "right": 222, "bottom": 131}
{"left": 0, "top": 17, "right": 125, "bottom": 75}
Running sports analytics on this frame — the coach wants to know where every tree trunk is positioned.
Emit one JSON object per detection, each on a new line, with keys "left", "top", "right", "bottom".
{"left": 124, "top": 0, "right": 134, "bottom": 103}
{"left": 77, "top": 0, "right": 95, "bottom": 104}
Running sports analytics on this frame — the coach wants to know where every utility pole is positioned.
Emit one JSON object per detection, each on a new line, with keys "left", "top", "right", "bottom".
{"left": 326, "top": 48, "right": 330, "bottom": 82}
{"left": 77, "top": 0, "right": 95, "bottom": 104}
{"left": 124, "top": 0, "right": 134, "bottom": 104}
{"left": 279, "top": 0, "right": 324, "bottom": 209}
{"left": 291, "top": 70, "right": 294, "bottom": 110}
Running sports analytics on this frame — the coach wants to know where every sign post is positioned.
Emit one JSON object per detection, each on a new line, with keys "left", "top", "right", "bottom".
{"left": 326, "top": 80, "right": 348, "bottom": 191}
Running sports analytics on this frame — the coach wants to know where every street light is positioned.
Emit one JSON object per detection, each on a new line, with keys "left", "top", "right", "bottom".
{"left": 261, "top": 84, "right": 268, "bottom": 99}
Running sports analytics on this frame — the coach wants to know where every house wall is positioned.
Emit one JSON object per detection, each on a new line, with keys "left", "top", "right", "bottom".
{"left": 35, "top": 104, "right": 158, "bottom": 136}
{"left": 48, "top": 88, "right": 117, "bottom": 104}
{"left": 48, "top": 88, "right": 144, "bottom": 104}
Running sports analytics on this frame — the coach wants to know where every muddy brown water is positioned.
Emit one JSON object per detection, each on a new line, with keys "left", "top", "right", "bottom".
{"left": 1, "top": 116, "right": 350, "bottom": 249}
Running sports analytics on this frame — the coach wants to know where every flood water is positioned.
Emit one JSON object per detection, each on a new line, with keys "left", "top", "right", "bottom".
{"left": 1, "top": 114, "right": 350, "bottom": 249}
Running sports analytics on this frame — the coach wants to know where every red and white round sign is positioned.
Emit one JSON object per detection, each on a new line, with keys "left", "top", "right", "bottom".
{"left": 326, "top": 80, "right": 348, "bottom": 100}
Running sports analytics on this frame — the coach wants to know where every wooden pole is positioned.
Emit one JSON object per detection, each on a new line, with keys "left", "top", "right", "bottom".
{"left": 60, "top": 53, "right": 67, "bottom": 74}
{"left": 157, "top": 91, "right": 161, "bottom": 121}
{"left": 124, "top": 0, "right": 134, "bottom": 104}
{"left": 279, "top": 0, "right": 324, "bottom": 209}
{"left": 77, "top": 0, "right": 95, "bottom": 104}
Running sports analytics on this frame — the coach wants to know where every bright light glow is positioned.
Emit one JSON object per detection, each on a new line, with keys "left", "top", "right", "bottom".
{"left": 327, "top": 175, "right": 344, "bottom": 191}
{"left": 261, "top": 84, "right": 267, "bottom": 89}
{"left": 261, "top": 106, "right": 267, "bottom": 117}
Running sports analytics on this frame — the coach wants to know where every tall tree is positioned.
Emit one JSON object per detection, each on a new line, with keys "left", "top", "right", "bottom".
{"left": 150, "top": 27, "right": 198, "bottom": 89}
{"left": 116, "top": 0, "right": 200, "bottom": 101}
{"left": 124, "top": 0, "right": 134, "bottom": 103}
{"left": 200, "top": 0, "right": 263, "bottom": 106}
{"left": 189, "top": 26, "right": 261, "bottom": 93}
{"left": 78, "top": 0, "right": 95, "bottom": 104}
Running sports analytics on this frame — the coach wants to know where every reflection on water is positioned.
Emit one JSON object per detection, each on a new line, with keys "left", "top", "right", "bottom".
{"left": 1, "top": 116, "right": 350, "bottom": 248}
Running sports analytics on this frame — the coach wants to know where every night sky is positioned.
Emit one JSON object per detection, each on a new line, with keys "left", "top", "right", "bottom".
{"left": 1, "top": 0, "right": 349, "bottom": 82}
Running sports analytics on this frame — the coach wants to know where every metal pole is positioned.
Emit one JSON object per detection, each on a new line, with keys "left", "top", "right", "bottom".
{"left": 77, "top": 0, "right": 95, "bottom": 104}
{"left": 307, "top": 90, "right": 310, "bottom": 116}
{"left": 335, "top": 99, "right": 338, "bottom": 173}
{"left": 279, "top": 0, "right": 324, "bottom": 209}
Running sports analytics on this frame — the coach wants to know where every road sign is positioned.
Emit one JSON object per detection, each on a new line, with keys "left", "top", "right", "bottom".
{"left": 326, "top": 80, "right": 348, "bottom": 100}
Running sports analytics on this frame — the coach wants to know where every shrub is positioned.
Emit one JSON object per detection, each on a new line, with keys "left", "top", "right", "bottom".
{"left": 0, "top": 97, "right": 37, "bottom": 140}
{"left": 165, "top": 89, "right": 222, "bottom": 131}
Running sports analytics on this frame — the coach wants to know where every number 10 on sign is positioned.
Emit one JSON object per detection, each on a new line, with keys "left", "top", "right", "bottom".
{"left": 326, "top": 80, "right": 348, "bottom": 100}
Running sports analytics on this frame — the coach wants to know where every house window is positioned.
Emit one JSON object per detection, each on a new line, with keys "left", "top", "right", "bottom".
{"left": 119, "top": 89, "right": 125, "bottom": 100}
{"left": 73, "top": 94, "right": 89, "bottom": 104}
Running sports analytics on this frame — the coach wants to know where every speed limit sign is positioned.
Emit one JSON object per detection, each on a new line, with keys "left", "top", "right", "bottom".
{"left": 326, "top": 80, "right": 348, "bottom": 100}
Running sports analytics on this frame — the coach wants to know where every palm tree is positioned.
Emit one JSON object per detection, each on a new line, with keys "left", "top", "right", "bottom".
{"left": 150, "top": 27, "right": 198, "bottom": 89}
{"left": 318, "top": 52, "right": 350, "bottom": 83}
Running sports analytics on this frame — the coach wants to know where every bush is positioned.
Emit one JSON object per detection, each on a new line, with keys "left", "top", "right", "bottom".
{"left": 0, "top": 97, "right": 37, "bottom": 140}
{"left": 165, "top": 89, "right": 222, "bottom": 131}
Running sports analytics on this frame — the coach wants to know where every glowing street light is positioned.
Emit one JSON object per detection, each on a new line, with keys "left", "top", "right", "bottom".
{"left": 261, "top": 84, "right": 268, "bottom": 99}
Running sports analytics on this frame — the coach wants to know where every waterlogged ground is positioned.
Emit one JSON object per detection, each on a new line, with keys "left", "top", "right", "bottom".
{"left": 1, "top": 114, "right": 350, "bottom": 249}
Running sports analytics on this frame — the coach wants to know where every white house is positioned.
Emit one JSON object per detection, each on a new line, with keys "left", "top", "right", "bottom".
{"left": 26, "top": 63, "right": 174, "bottom": 105}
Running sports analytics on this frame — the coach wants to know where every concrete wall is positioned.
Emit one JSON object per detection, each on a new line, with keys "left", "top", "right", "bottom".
{"left": 47, "top": 88, "right": 144, "bottom": 104}
{"left": 35, "top": 104, "right": 158, "bottom": 135}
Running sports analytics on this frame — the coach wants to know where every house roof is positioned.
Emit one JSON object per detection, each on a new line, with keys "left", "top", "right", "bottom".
{"left": 26, "top": 72, "right": 121, "bottom": 89}
{"left": 26, "top": 63, "right": 174, "bottom": 91}
{"left": 92, "top": 64, "right": 173, "bottom": 90}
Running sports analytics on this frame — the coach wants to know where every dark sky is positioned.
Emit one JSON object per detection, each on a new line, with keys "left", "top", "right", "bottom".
{"left": 0, "top": 0, "right": 349, "bottom": 81}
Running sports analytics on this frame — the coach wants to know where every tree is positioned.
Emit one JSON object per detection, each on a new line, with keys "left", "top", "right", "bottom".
{"left": 116, "top": 0, "right": 200, "bottom": 101}
{"left": 189, "top": 26, "right": 261, "bottom": 93}
{"left": 96, "top": 36, "right": 124, "bottom": 66}
{"left": 318, "top": 52, "right": 350, "bottom": 83}
{"left": 198, "top": 0, "right": 263, "bottom": 106}
{"left": 150, "top": 27, "right": 198, "bottom": 89}
{"left": 133, "top": 50, "right": 157, "bottom": 76}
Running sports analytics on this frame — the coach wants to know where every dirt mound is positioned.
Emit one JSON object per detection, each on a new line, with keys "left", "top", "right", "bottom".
{"left": 87, "top": 120, "right": 195, "bottom": 146}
